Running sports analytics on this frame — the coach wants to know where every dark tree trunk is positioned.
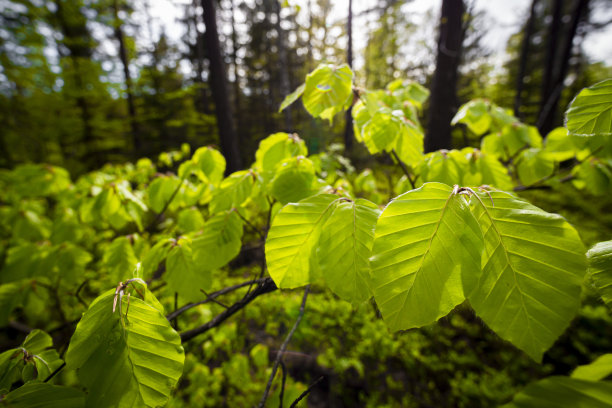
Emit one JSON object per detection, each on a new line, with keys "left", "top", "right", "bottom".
{"left": 539, "top": 0, "right": 562, "bottom": 120}
{"left": 514, "top": 0, "right": 539, "bottom": 119}
{"left": 274, "top": 0, "right": 292, "bottom": 130}
{"left": 112, "top": 0, "right": 140, "bottom": 157}
{"left": 538, "top": 0, "right": 589, "bottom": 134}
{"left": 191, "top": 0, "right": 210, "bottom": 114}
{"left": 201, "top": 0, "right": 242, "bottom": 173}
{"left": 230, "top": 0, "right": 241, "bottom": 120}
{"left": 343, "top": 0, "right": 354, "bottom": 153}
{"left": 425, "top": 0, "right": 465, "bottom": 152}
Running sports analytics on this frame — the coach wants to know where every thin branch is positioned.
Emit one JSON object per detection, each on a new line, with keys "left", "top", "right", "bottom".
{"left": 390, "top": 149, "right": 415, "bottom": 189}
{"left": 146, "top": 177, "right": 185, "bottom": 232}
{"left": 233, "top": 208, "right": 265, "bottom": 239}
{"left": 200, "top": 289, "right": 229, "bottom": 309}
{"left": 74, "top": 280, "right": 89, "bottom": 308}
{"left": 289, "top": 376, "right": 325, "bottom": 408}
{"left": 179, "top": 278, "right": 277, "bottom": 343}
{"left": 44, "top": 362, "right": 66, "bottom": 383}
{"left": 279, "top": 361, "right": 287, "bottom": 408}
{"left": 258, "top": 286, "right": 310, "bottom": 408}
{"left": 167, "top": 278, "right": 267, "bottom": 321}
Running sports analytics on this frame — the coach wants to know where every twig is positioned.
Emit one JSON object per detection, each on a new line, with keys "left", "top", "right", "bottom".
{"left": 74, "top": 280, "right": 89, "bottom": 308}
{"left": 172, "top": 292, "right": 179, "bottom": 330}
{"left": 146, "top": 177, "right": 185, "bottom": 232}
{"left": 200, "top": 289, "right": 229, "bottom": 309}
{"left": 233, "top": 208, "right": 265, "bottom": 240}
{"left": 289, "top": 376, "right": 325, "bottom": 408}
{"left": 179, "top": 278, "right": 277, "bottom": 343}
{"left": 167, "top": 278, "right": 267, "bottom": 321}
{"left": 279, "top": 361, "right": 287, "bottom": 408}
{"left": 44, "top": 362, "right": 66, "bottom": 383}
{"left": 258, "top": 286, "right": 310, "bottom": 408}
{"left": 390, "top": 150, "right": 415, "bottom": 189}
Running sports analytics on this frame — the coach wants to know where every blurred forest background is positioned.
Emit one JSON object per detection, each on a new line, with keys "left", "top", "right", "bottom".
{"left": 1, "top": 0, "right": 611, "bottom": 175}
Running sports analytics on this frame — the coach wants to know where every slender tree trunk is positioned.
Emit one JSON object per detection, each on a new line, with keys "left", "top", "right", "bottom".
{"left": 230, "top": 0, "right": 241, "bottom": 120}
{"left": 425, "top": 0, "right": 465, "bottom": 152}
{"left": 274, "top": 0, "right": 292, "bottom": 130}
{"left": 343, "top": 0, "right": 354, "bottom": 153}
{"left": 514, "top": 0, "right": 538, "bottom": 119}
{"left": 192, "top": 0, "right": 210, "bottom": 114}
{"left": 112, "top": 0, "right": 140, "bottom": 157}
{"left": 539, "top": 0, "right": 562, "bottom": 118}
{"left": 201, "top": 0, "right": 242, "bottom": 173}
{"left": 538, "top": 0, "right": 589, "bottom": 134}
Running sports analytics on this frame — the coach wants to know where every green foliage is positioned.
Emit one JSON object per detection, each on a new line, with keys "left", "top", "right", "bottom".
{"left": 65, "top": 282, "right": 184, "bottom": 407}
{"left": 0, "top": 70, "right": 611, "bottom": 407}
{"left": 370, "top": 183, "right": 482, "bottom": 331}
{"left": 566, "top": 79, "right": 612, "bottom": 138}
{"left": 588, "top": 241, "right": 612, "bottom": 307}
{"left": 0, "top": 383, "right": 85, "bottom": 408}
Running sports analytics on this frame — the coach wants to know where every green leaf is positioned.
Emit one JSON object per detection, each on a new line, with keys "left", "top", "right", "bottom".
{"left": 254, "top": 133, "right": 308, "bottom": 177}
{"left": 587, "top": 240, "right": 612, "bottom": 307}
{"left": 147, "top": 176, "right": 182, "bottom": 214}
{"left": 369, "top": 183, "right": 483, "bottom": 331}
{"left": 572, "top": 354, "right": 612, "bottom": 381}
{"left": 141, "top": 239, "right": 173, "bottom": 279}
{"left": 191, "top": 211, "right": 244, "bottom": 271}
{"left": 566, "top": 79, "right": 612, "bottom": 137}
{"left": 65, "top": 286, "right": 184, "bottom": 408}
{"left": 572, "top": 160, "right": 612, "bottom": 196}
{"left": 362, "top": 109, "right": 401, "bottom": 154}
{"left": 279, "top": 83, "right": 305, "bottom": 112}
{"left": 393, "top": 121, "right": 424, "bottom": 167}
{"left": 516, "top": 148, "right": 555, "bottom": 186}
{"left": 266, "top": 194, "right": 341, "bottom": 288}
{"left": 452, "top": 99, "right": 493, "bottom": 135}
{"left": 462, "top": 148, "right": 513, "bottom": 191}
{"left": 467, "top": 190, "right": 586, "bottom": 361}
{"left": 502, "top": 377, "right": 612, "bottom": 408}
{"left": 0, "top": 280, "right": 30, "bottom": 327}
{"left": 302, "top": 64, "right": 353, "bottom": 121}
{"left": 191, "top": 147, "right": 226, "bottom": 185}
{"left": 209, "top": 170, "right": 255, "bottom": 214}
{"left": 177, "top": 208, "right": 205, "bottom": 233}
{"left": 166, "top": 238, "right": 211, "bottom": 301}
{"left": 103, "top": 236, "right": 138, "bottom": 282}
{"left": 0, "top": 330, "right": 62, "bottom": 393}
{"left": 270, "top": 157, "right": 318, "bottom": 205}
{"left": 0, "top": 383, "right": 85, "bottom": 408}
{"left": 418, "top": 151, "right": 466, "bottom": 186}
{"left": 482, "top": 124, "right": 541, "bottom": 161}
{"left": 317, "top": 199, "right": 381, "bottom": 304}
{"left": 544, "top": 127, "right": 576, "bottom": 161}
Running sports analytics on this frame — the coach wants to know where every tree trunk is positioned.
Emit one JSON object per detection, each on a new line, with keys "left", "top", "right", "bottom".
{"left": 343, "top": 0, "right": 354, "bottom": 153}
{"left": 201, "top": 0, "right": 242, "bottom": 173}
{"left": 514, "top": 0, "right": 539, "bottom": 119}
{"left": 537, "top": 0, "right": 589, "bottom": 134}
{"left": 425, "top": 0, "right": 465, "bottom": 152}
{"left": 192, "top": 0, "right": 210, "bottom": 114}
{"left": 112, "top": 0, "right": 140, "bottom": 157}
{"left": 539, "top": 0, "right": 562, "bottom": 121}
{"left": 274, "top": 0, "right": 292, "bottom": 131}
{"left": 230, "top": 0, "right": 241, "bottom": 121}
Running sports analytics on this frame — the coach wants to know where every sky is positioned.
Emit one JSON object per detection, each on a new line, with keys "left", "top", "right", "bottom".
{"left": 144, "top": 0, "right": 612, "bottom": 71}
